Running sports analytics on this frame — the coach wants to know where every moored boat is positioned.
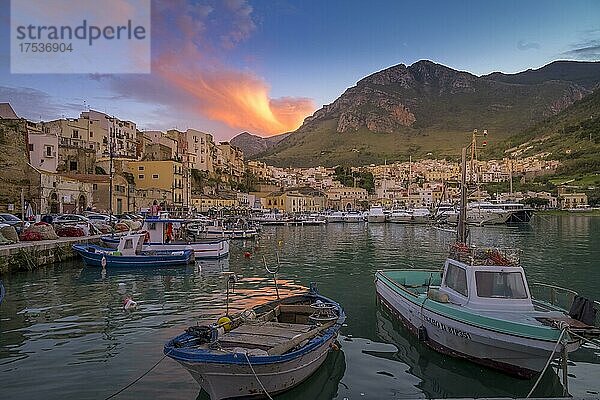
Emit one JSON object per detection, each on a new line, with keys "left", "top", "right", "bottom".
{"left": 367, "top": 205, "right": 387, "bottom": 223}
{"left": 73, "top": 233, "right": 194, "bottom": 267}
{"left": 343, "top": 211, "right": 364, "bottom": 223}
{"left": 102, "top": 218, "right": 229, "bottom": 259}
{"left": 325, "top": 211, "right": 345, "bottom": 223}
{"left": 375, "top": 145, "right": 600, "bottom": 379}
{"left": 164, "top": 289, "right": 345, "bottom": 399}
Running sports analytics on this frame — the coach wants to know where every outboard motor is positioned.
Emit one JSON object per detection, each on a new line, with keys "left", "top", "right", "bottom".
{"left": 569, "top": 295, "right": 598, "bottom": 326}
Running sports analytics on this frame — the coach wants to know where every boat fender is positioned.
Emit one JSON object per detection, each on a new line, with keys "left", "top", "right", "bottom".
{"left": 418, "top": 326, "right": 428, "bottom": 342}
{"left": 218, "top": 316, "right": 232, "bottom": 332}
{"left": 123, "top": 297, "right": 137, "bottom": 310}
{"left": 427, "top": 288, "right": 449, "bottom": 303}
{"left": 330, "top": 339, "right": 342, "bottom": 351}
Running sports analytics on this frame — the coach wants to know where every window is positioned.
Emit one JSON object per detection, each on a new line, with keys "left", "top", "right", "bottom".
{"left": 152, "top": 174, "right": 159, "bottom": 179}
{"left": 93, "top": 184, "right": 98, "bottom": 190}
{"left": 138, "top": 166, "right": 144, "bottom": 171}
{"left": 73, "top": 129, "right": 79, "bottom": 138}
{"left": 69, "top": 161, "right": 78, "bottom": 171}
{"left": 124, "top": 239, "right": 133, "bottom": 249}
{"left": 28, "top": 144, "right": 34, "bottom": 151}
{"left": 445, "top": 263, "right": 468, "bottom": 296}
{"left": 45, "top": 145, "right": 53, "bottom": 157}
{"left": 138, "top": 174, "right": 144, "bottom": 179}
{"left": 475, "top": 271, "right": 528, "bottom": 299}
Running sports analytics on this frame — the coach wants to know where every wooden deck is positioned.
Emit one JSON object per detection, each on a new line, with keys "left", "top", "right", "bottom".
{"left": 218, "top": 322, "right": 312, "bottom": 350}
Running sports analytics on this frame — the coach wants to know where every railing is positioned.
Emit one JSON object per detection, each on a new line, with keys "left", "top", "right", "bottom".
{"left": 529, "top": 282, "right": 578, "bottom": 312}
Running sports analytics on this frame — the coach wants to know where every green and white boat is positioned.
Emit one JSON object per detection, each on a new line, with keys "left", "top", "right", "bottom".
{"left": 375, "top": 145, "right": 599, "bottom": 378}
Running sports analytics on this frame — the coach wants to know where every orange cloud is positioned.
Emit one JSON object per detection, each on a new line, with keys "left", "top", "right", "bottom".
{"left": 157, "top": 61, "right": 315, "bottom": 136}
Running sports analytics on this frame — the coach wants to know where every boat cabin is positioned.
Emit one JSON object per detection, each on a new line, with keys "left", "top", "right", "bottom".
{"left": 116, "top": 233, "right": 145, "bottom": 255}
{"left": 143, "top": 218, "right": 185, "bottom": 244}
{"left": 437, "top": 247, "right": 534, "bottom": 312}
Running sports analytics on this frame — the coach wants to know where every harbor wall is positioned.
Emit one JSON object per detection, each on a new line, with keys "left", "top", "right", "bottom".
{"left": 0, "top": 235, "right": 102, "bottom": 274}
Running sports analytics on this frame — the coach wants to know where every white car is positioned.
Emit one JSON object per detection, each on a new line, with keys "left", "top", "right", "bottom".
{"left": 53, "top": 214, "right": 90, "bottom": 224}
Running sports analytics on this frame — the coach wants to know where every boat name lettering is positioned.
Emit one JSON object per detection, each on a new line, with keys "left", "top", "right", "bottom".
{"left": 423, "top": 315, "right": 472, "bottom": 339}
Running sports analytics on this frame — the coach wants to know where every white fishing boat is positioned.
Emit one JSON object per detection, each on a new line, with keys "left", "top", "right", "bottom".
{"left": 445, "top": 202, "right": 512, "bottom": 225}
{"left": 375, "top": 145, "right": 600, "bottom": 379}
{"left": 165, "top": 289, "right": 345, "bottom": 399}
{"left": 367, "top": 205, "right": 387, "bottom": 223}
{"left": 101, "top": 218, "right": 229, "bottom": 258}
{"left": 201, "top": 218, "right": 260, "bottom": 239}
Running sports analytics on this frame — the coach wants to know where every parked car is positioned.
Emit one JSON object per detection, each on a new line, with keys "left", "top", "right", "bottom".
{"left": 53, "top": 214, "right": 90, "bottom": 224}
{"left": 85, "top": 213, "right": 117, "bottom": 224}
{"left": 0, "top": 213, "right": 28, "bottom": 233}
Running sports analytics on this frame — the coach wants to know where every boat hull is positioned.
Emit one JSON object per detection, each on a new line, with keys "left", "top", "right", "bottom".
{"left": 72, "top": 245, "right": 193, "bottom": 268}
{"left": 367, "top": 215, "right": 386, "bottom": 223}
{"left": 101, "top": 236, "right": 229, "bottom": 259}
{"left": 176, "top": 335, "right": 334, "bottom": 399}
{"left": 375, "top": 275, "right": 579, "bottom": 378}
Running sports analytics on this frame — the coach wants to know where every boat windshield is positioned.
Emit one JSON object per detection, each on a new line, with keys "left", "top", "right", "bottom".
{"left": 475, "top": 271, "right": 528, "bottom": 299}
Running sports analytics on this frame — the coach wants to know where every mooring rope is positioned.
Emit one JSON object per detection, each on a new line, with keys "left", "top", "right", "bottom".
{"left": 526, "top": 327, "right": 567, "bottom": 399}
{"left": 243, "top": 352, "right": 274, "bottom": 400}
{"left": 103, "top": 350, "right": 170, "bottom": 400}
{"left": 567, "top": 329, "right": 600, "bottom": 349}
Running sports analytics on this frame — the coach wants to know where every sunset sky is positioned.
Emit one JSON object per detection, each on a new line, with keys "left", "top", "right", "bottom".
{"left": 1, "top": 0, "right": 599, "bottom": 141}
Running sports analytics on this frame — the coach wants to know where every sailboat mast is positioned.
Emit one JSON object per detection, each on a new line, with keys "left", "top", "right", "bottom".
{"left": 457, "top": 147, "right": 468, "bottom": 244}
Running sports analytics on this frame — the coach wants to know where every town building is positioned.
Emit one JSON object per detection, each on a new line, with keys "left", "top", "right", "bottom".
{"left": 325, "top": 186, "right": 369, "bottom": 210}
{"left": 126, "top": 160, "right": 186, "bottom": 210}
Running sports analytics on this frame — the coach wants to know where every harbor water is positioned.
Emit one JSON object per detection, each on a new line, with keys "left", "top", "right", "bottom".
{"left": 1, "top": 215, "right": 599, "bottom": 399}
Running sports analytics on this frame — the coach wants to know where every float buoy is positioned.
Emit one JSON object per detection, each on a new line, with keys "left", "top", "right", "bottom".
{"left": 123, "top": 297, "right": 137, "bottom": 310}
{"left": 244, "top": 251, "right": 252, "bottom": 259}
{"left": 218, "top": 316, "right": 232, "bottom": 332}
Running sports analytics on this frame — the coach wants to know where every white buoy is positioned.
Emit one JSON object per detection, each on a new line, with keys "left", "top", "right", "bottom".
{"left": 101, "top": 256, "right": 107, "bottom": 268}
{"left": 123, "top": 297, "right": 137, "bottom": 310}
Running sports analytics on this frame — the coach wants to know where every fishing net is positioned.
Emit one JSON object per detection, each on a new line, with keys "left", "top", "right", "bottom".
{"left": 0, "top": 225, "right": 19, "bottom": 243}
{"left": 56, "top": 226, "right": 85, "bottom": 237}
{"left": 20, "top": 222, "right": 59, "bottom": 241}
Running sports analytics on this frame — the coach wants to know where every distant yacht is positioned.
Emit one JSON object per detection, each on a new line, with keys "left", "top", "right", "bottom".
{"left": 343, "top": 211, "right": 364, "bottom": 223}
{"left": 388, "top": 208, "right": 431, "bottom": 224}
{"left": 367, "top": 205, "right": 387, "bottom": 223}
{"left": 325, "top": 211, "right": 345, "bottom": 223}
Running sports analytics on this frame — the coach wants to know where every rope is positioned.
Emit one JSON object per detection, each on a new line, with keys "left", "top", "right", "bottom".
{"left": 243, "top": 352, "right": 273, "bottom": 400}
{"left": 567, "top": 330, "right": 600, "bottom": 349}
{"left": 103, "top": 350, "right": 170, "bottom": 400}
{"left": 526, "top": 327, "right": 567, "bottom": 399}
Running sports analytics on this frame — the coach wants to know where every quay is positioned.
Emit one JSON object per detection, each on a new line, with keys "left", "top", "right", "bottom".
{"left": 0, "top": 235, "right": 102, "bottom": 274}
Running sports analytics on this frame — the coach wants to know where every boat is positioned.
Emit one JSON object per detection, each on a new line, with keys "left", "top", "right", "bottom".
{"left": 201, "top": 218, "right": 260, "bottom": 239}
{"left": 343, "top": 211, "right": 364, "bottom": 223}
{"left": 251, "top": 213, "right": 292, "bottom": 226}
{"left": 102, "top": 218, "right": 229, "bottom": 259}
{"left": 432, "top": 203, "right": 458, "bottom": 224}
{"left": 73, "top": 233, "right": 194, "bottom": 268}
{"left": 291, "top": 214, "right": 326, "bottom": 226}
{"left": 324, "top": 211, "right": 345, "bottom": 223}
{"left": 445, "top": 202, "right": 513, "bottom": 225}
{"left": 388, "top": 208, "right": 432, "bottom": 224}
{"left": 375, "top": 146, "right": 600, "bottom": 379}
{"left": 164, "top": 287, "right": 345, "bottom": 399}
{"left": 492, "top": 201, "right": 535, "bottom": 223}
{"left": 367, "top": 205, "right": 387, "bottom": 223}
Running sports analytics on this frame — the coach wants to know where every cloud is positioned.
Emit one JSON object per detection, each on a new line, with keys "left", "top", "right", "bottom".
{"left": 99, "top": 0, "right": 315, "bottom": 137}
{"left": 562, "top": 39, "right": 600, "bottom": 60}
{"left": 517, "top": 40, "right": 540, "bottom": 51}
{"left": 0, "top": 86, "right": 82, "bottom": 120}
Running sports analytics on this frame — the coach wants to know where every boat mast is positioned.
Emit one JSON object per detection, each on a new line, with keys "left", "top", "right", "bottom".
{"left": 457, "top": 147, "right": 468, "bottom": 244}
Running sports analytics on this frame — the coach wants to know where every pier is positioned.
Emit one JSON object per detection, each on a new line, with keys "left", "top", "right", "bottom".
{"left": 0, "top": 235, "right": 102, "bottom": 274}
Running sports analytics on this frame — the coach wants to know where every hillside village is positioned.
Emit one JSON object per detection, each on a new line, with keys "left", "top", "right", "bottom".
{"left": 0, "top": 102, "right": 591, "bottom": 217}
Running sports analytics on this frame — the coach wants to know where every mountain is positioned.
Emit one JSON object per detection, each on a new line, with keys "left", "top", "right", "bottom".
{"left": 230, "top": 131, "right": 291, "bottom": 158}
{"left": 256, "top": 60, "right": 600, "bottom": 167}
{"left": 484, "top": 61, "right": 600, "bottom": 89}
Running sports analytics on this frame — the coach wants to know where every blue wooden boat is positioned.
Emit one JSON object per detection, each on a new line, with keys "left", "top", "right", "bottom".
{"left": 164, "top": 288, "right": 345, "bottom": 399}
{"left": 73, "top": 233, "right": 193, "bottom": 268}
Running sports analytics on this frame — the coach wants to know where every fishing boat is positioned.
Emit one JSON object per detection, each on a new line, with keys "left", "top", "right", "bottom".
{"left": 73, "top": 233, "right": 194, "bottom": 268}
{"left": 201, "top": 218, "right": 260, "bottom": 239}
{"left": 367, "top": 205, "right": 387, "bottom": 223}
{"left": 101, "top": 217, "right": 229, "bottom": 259}
{"left": 164, "top": 287, "right": 345, "bottom": 399}
{"left": 375, "top": 145, "right": 600, "bottom": 379}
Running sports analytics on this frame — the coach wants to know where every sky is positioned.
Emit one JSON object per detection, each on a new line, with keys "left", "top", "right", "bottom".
{"left": 1, "top": 0, "right": 599, "bottom": 141}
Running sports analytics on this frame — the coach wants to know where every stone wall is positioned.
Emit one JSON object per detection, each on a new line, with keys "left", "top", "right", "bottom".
{"left": 0, "top": 119, "right": 37, "bottom": 213}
